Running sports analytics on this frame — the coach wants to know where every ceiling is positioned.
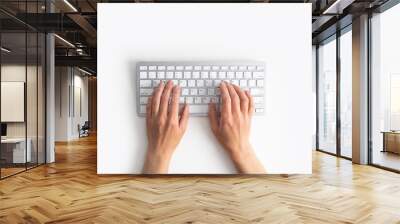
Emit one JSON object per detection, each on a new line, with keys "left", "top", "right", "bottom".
{"left": 0, "top": 0, "right": 394, "bottom": 74}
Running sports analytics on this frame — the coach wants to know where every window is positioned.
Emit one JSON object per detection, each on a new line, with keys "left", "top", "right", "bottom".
{"left": 318, "top": 36, "right": 337, "bottom": 154}
{"left": 340, "top": 29, "right": 352, "bottom": 158}
{"left": 371, "top": 3, "right": 400, "bottom": 171}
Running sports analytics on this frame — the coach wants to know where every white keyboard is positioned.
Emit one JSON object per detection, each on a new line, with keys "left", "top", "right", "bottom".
{"left": 136, "top": 61, "right": 265, "bottom": 116}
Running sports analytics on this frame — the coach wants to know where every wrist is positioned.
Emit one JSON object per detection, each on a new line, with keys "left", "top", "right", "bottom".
{"left": 229, "top": 142, "right": 254, "bottom": 163}
{"left": 143, "top": 148, "right": 173, "bottom": 174}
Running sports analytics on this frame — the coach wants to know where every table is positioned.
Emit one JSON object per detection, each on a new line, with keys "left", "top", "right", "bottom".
{"left": 1, "top": 138, "right": 31, "bottom": 164}
{"left": 382, "top": 131, "right": 400, "bottom": 154}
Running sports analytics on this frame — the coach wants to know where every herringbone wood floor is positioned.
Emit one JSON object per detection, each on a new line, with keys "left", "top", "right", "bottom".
{"left": 1, "top": 135, "right": 400, "bottom": 224}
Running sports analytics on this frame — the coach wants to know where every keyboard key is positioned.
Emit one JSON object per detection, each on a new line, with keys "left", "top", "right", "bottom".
{"left": 202, "top": 97, "right": 211, "bottom": 104}
{"left": 212, "top": 66, "right": 220, "bottom": 70}
{"left": 244, "top": 72, "right": 252, "bottom": 79}
{"left": 201, "top": 72, "right": 209, "bottom": 79}
{"left": 214, "top": 80, "right": 222, "bottom": 86}
{"left": 250, "top": 88, "right": 263, "bottom": 96}
{"left": 182, "top": 88, "right": 189, "bottom": 95}
{"left": 174, "top": 72, "right": 183, "bottom": 79}
{"left": 148, "top": 72, "right": 156, "bottom": 79}
{"left": 186, "top": 97, "right": 193, "bottom": 104}
{"left": 194, "top": 66, "right": 201, "bottom": 70}
{"left": 184, "top": 71, "right": 191, "bottom": 79}
{"left": 139, "top": 66, "right": 147, "bottom": 70}
{"left": 254, "top": 97, "right": 263, "bottom": 104}
{"left": 205, "top": 80, "right": 213, "bottom": 87}
{"left": 139, "top": 105, "right": 146, "bottom": 113}
{"left": 203, "top": 66, "right": 211, "bottom": 70}
{"left": 157, "top": 66, "right": 166, "bottom": 70}
{"left": 149, "top": 66, "right": 157, "bottom": 70}
{"left": 256, "top": 66, "right": 264, "bottom": 71}
{"left": 199, "top": 88, "right": 206, "bottom": 95}
{"left": 185, "top": 66, "right": 193, "bottom": 70}
{"left": 188, "top": 80, "right": 196, "bottom": 87}
{"left": 140, "top": 80, "right": 152, "bottom": 87}
{"left": 230, "top": 66, "right": 238, "bottom": 70}
{"left": 231, "top": 80, "right": 239, "bottom": 86}
{"left": 139, "top": 72, "right": 147, "bottom": 79}
{"left": 192, "top": 72, "right": 200, "bottom": 79}
{"left": 172, "top": 80, "right": 178, "bottom": 85}
{"left": 139, "top": 97, "right": 148, "bottom": 104}
{"left": 153, "top": 80, "right": 161, "bottom": 87}
{"left": 190, "top": 89, "right": 198, "bottom": 95}
{"left": 179, "top": 80, "right": 187, "bottom": 87}
{"left": 166, "top": 72, "right": 174, "bottom": 79}
{"left": 167, "top": 66, "right": 175, "bottom": 70}
{"left": 239, "top": 66, "right": 246, "bottom": 70}
{"left": 210, "top": 72, "right": 217, "bottom": 79}
{"left": 240, "top": 80, "right": 247, "bottom": 87}
{"left": 189, "top": 105, "right": 208, "bottom": 114}
{"left": 140, "top": 88, "right": 153, "bottom": 96}
{"left": 247, "top": 66, "right": 256, "bottom": 70}
{"left": 227, "top": 72, "right": 235, "bottom": 79}
{"left": 157, "top": 71, "right": 165, "bottom": 79}
{"left": 257, "top": 80, "right": 264, "bottom": 87}
{"left": 253, "top": 72, "right": 264, "bottom": 78}
{"left": 236, "top": 72, "right": 243, "bottom": 79}
{"left": 218, "top": 72, "right": 226, "bottom": 79}
{"left": 195, "top": 97, "right": 202, "bottom": 104}
{"left": 208, "top": 88, "right": 215, "bottom": 95}
{"left": 221, "top": 66, "right": 228, "bottom": 70}
{"left": 179, "top": 97, "right": 185, "bottom": 104}
{"left": 176, "top": 66, "right": 184, "bottom": 70}
{"left": 197, "top": 80, "right": 204, "bottom": 87}
{"left": 249, "top": 80, "right": 256, "bottom": 87}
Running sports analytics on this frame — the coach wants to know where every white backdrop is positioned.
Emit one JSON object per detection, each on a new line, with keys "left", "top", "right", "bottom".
{"left": 97, "top": 3, "right": 313, "bottom": 174}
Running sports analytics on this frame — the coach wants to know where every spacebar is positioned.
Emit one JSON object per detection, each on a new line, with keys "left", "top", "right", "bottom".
{"left": 188, "top": 105, "right": 209, "bottom": 115}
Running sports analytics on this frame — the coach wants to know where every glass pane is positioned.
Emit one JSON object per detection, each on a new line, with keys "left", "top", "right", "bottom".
{"left": 1, "top": 32, "right": 27, "bottom": 177}
{"left": 27, "top": 31, "right": 38, "bottom": 169}
{"left": 318, "top": 37, "right": 337, "bottom": 154}
{"left": 340, "top": 30, "right": 352, "bottom": 158}
{"left": 371, "top": 4, "right": 400, "bottom": 171}
{"left": 38, "top": 33, "right": 46, "bottom": 165}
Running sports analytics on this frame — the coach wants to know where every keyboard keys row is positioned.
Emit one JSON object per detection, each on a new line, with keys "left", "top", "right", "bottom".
{"left": 140, "top": 79, "right": 263, "bottom": 88}
{"left": 139, "top": 87, "right": 264, "bottom": 98}
{"left": 139, "top": 65, "right": 264, "bottom": 71}
{"left": 139, "top": 71, "right": 264, "bottom": 80}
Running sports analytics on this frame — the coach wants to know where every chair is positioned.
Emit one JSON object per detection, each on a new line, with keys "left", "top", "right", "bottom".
{"left": 79, "top": 121, "right": 90, "bottom": 138}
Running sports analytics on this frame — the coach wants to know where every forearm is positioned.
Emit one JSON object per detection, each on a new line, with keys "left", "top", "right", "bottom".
{"left": 230, "top": 145, "right": 266, "bottom": 174}
{"left": 143, "top": 149, "right": 172, "bottom": 174}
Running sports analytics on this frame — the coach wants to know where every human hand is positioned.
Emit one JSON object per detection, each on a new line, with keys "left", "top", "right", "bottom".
{"left": 143, "top": 80, "right": 189, "bottom": 174}
{"left": 208, "top": 82, "right": 265, "bottom": 174}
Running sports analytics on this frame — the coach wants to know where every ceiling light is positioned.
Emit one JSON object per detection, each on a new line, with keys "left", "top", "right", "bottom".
{"left": 54, "top": 34, "right": 75, "bottom": 48}
{"left": 1, "top": 47, "right": 11, "bottom": 53}
{"left": 78, "top": 67, "right": 93, "bottom": 76}
{"left": 63, "top": 0, "right": 78, "bottom": 12}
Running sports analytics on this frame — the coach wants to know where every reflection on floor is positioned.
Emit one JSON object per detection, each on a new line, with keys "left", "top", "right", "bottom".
{"left": 0, "top": 162, "right": 41, "bottom": 178}
{"left": 373, "top": 150, "right": 400, "bottom": 171}
{"left": 0, "top": 135, "right": 400, "bottom": 223}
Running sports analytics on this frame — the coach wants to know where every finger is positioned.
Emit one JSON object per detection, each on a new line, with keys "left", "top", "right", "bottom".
{"left": 152, "top": 81, "right": 165, "bottom": 116}
{"left": 246, "top": 90, "right": 255, "bottom": 116}
{"left": 170, "top": 85, "right": 181, "bottom": 121}
{"left": 179, "top": 103, "right": 189, "bottom": 131}
{"left": 220, "top": 82, "right": 231, "bottom": 115}
{"left": 227, "top": 83, "right": 240, "bottom": 114}
{"left": 233, "top": 85, "right": 249, "bottom": 113}
{"left": 208, "top": 102, "right": 219, "bottom": 135}
{"left": 146, "top": 96, "right": 153, "bottom": 129}
{"left": 159, "top": 80, "right": 174, "bottom": 117}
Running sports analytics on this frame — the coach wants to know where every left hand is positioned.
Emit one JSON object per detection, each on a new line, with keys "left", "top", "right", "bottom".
{"left": 143, "top": 80, "right": 189, "bottom": 174}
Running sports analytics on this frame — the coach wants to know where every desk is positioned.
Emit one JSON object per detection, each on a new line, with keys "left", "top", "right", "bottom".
{"left": 1, "top": 138, "right": 31, "bottom": 163}
{"left": 382, "top": 131, "right": 400, "bottom": 154}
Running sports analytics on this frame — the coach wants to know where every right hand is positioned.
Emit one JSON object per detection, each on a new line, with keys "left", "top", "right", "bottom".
{"left": 208, "top": 82, "right": 266, "bottom": 174}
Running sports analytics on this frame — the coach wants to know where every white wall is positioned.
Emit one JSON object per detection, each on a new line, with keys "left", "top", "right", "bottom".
{"left": 55, "top": 67, "right": 89, "bottom": 141}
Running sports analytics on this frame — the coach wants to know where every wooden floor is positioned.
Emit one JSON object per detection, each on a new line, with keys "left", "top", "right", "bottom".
{"left": 1, "top": 135, "right": 400, "bottom": 224}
